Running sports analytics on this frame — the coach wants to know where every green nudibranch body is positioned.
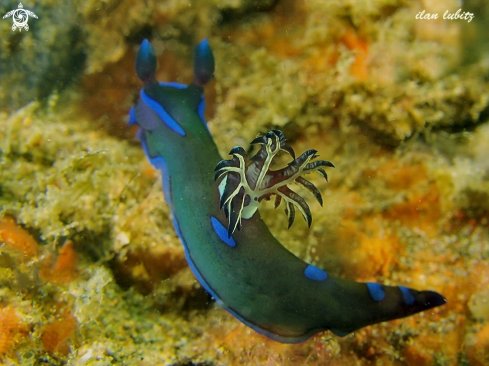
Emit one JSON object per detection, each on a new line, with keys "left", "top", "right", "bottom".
{"left": 129, "top": 38, "right": 446, "bottom": 343}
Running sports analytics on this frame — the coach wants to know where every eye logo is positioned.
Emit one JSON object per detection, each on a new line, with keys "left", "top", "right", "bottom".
{"left": 3, "top": 3, "right": 38, "bottom": 32}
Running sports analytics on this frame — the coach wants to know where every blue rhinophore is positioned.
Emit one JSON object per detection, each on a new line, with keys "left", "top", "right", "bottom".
{"left": 136, "top": 39, "right": 157, "bottom": 83}
{"left": 366, "top": 282, "right": 386, "bottom": 302}
{"left": 193, "top": 39, "right": 215, "bottom": 87}
{"left": 304, "top": 264, "right": 328, "bottom": 282}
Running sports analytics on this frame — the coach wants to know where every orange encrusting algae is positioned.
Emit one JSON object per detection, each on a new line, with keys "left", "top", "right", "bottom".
{"left": 382, "top": 162, "right": 442, "bottom": 238}
{"left": 40, "top": 311, "right": 77, "bottom": 355}
{"left": 334, "top": 215, "right": 401, "bottom": 280}
{"left": 402, "top": 317, "right": 465, "bottom": 366}
{"left": 0, "top": 306, "right": 28, "bottom": 356}
{"left": 363, "top": 160, "right": 442, "bottom": 237}
{"left": 0, "top": 217, "right": 39, "bottom": 259}
{"left": 40, "top": 240, "right": 78, "bottom": 284}
{"left": 467, "top": 324, "right": 489, "bottom": 366}
{"left": 341, "top": 28, "right": 369, "bottom": 81}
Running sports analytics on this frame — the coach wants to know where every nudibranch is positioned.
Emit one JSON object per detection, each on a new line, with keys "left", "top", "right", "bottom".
{"left": 130, "top": 38, "right": 446, "bottom": 343}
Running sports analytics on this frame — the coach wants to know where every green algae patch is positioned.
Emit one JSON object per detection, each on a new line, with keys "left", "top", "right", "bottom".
{"left": 0, "top": 102, "right": 211, "bottom": 364}
{"left": 1, "top": 102, "right": 146, "bottom": 255}
{"left": 0, "top": 100, "right": 193, "bottom": 285}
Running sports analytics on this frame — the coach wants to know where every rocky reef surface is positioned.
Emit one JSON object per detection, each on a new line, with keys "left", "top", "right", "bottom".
{"left": 1, "top": 0, "right": 489, "bottom": 365}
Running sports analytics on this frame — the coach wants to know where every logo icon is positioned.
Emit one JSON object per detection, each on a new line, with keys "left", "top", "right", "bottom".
{"left": 3, "top": 3, "right": 38, "bottom": 32}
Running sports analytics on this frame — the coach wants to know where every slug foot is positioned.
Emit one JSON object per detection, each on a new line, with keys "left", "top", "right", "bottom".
{"left": 215, "top": 130, "right": 334, "bottom": 236}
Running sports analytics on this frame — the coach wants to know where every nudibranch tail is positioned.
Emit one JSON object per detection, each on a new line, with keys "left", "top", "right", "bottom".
{"left": 136, "top": 39, "right": 157, "bottom": 85}
{"left": 215, "top": 130, "right": 334, "bottom": 236}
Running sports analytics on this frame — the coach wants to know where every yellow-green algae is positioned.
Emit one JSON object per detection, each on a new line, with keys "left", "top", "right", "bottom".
{"left": 207, "top": 0, "right": 489, "bottom": 147}
{"left": 0, "top": 102, "right": 210, "bottom": 364}
{"left": 1, "top": 0, "right": 489, "bottom": 364}
{"left": 3, "top": 0, "right": 485, "bottom": 144}
{"left": 1, "top": 92, "right": 489, "bottom": 366}
{"left": 1, "top": 101, "right": 157, "bottom": 253}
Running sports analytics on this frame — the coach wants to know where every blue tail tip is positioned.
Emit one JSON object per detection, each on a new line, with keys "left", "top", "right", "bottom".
{"left": 136, "top": 39, "right": 157, "bottom": 84}
{"left": 194, "top": 38, "right": 215, "bottom": 87}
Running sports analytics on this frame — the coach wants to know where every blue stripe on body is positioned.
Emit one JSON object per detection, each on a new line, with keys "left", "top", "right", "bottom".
{"left": 128, "top": 106, "right": 137, "bottom": 125}
{"left": 197, "top": 96, "right": 210, "bottom": 132}
{"left": 157, "top": 82, "right": 209, "bottom": 131}
{"left": 140, "top": 137, "right": 172, "bottom": 207}
{"left": 140, "top": 89, "right": 186, "bottom": 136}
{"left": 159, "top": 82, "right": 186, "bottom": 89}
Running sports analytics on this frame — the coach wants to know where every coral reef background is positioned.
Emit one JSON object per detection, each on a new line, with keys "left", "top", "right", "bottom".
{"left": 1, "top": 0, "right": 489, "bottom": 365}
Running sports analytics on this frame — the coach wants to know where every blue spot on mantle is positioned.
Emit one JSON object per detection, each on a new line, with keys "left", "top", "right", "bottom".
{"left": 399, "top": 286, "right": 416, "bottom": 305}
{"left": 304, "top": 264, "right": 328, "bottom": 282}
{"left": 367, "top": 282, "right": 386, "bottom": 302}
{"left": 211, "top": 216, "right": 236, "bottom": 247}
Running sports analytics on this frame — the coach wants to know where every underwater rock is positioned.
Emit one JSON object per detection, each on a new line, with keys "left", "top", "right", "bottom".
{"left": 0, "top": 0, "right": 86, "bottom": 110}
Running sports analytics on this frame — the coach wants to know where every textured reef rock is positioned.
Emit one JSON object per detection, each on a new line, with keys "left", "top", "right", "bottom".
{"left": 0, "top": 0, "right": 86, "bottom": 109}
{"left": 1, "top": 0, "right": 489, "bottom": 365}
{"left": 3, "top": 0, "right": 488, "bottom": 142}
{"left": 0, "top": 0, "right": 278, "bottom": 110}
